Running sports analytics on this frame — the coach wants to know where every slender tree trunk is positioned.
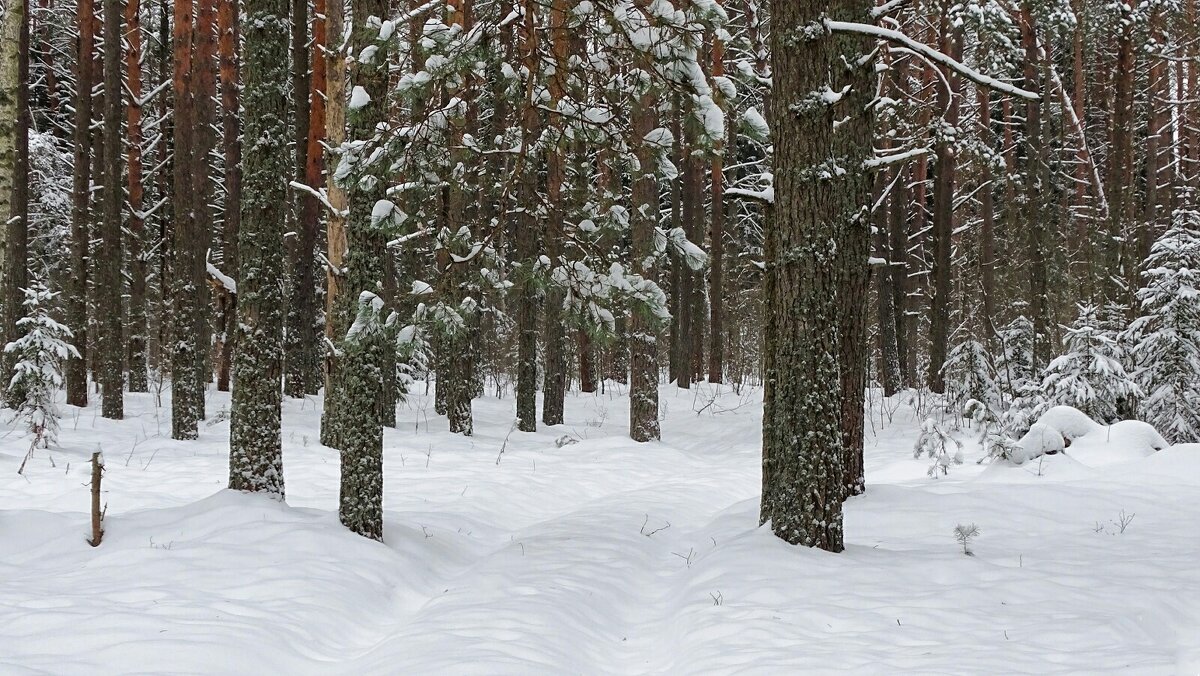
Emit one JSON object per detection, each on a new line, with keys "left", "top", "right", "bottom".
{"left": 629, "top": 85, "right": 660, "bottom": 443}
{"left": 926, "top": 18, "right": 961, "bottom": 394}
{"left": 192, "top": 0, "right": 216, "bottom": 406}
{"left": 228, "top": 0, "right": 288, "bottom": 497}
{"left": 318, "top": 0, "right": 347, "bottom": 447}
{"left": 67, "top": 0, "right": 93, "bottom": 407}
{"left": 1019, "top": 4, "right": 1052, "bottom": 366}
{"left": 214, "top": 0, "right": 240, "bottom": 392}
{"left": 873, "top": 161, "right": 900, "bottom": 397}
{"left": 514, "top": 0, "right": 539, "bottom": 433}
{"left": 708, "top": 10, "right": 726, "bottom": 385}
{"left": 125, "top": 0, "right": 148, "bottom": 392}
{"left": 304, "top": 0, "right": 326, "bottom": 396}
{"left": 540, "top": 0, "right": 568, "bottom": 426}
{"left": 284, "top": 0, "right": 317, "bottom": 398}
{"left": 979, "top": 88, "right": 996, "bottom": 325}
{"left": 760, "top": 0, "right": 874, "bottom": 550}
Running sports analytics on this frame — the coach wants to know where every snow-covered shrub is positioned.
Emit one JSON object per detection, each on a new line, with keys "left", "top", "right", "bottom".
{"left": 999, "top": 380, "right": 1049, "bottom": 440}
{"left": 1011, "top": 421, "right": 1065, "bottom": 464}
{"left": 4, "top": 284, "right": 79, "bottom": 449}
{"left": 1124, "top": 214, "right": 1200, "bottom": 444}
{"left": 1041, "top": 304, "right": 1140, "bottom": 424}
{"left": 914, "top": 417, "right": 963, "bottom": 478}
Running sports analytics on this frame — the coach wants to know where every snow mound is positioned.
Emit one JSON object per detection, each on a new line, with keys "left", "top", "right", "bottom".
{"left": 1037, "top": 406, "right": 1104, "bottom": 441}
{"left": 1067, "top": 420, "right": 1169, "bottom": 466}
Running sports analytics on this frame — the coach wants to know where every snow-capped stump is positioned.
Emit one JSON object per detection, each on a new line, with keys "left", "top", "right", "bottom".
{"left": 1036, "top": 406, "right": 1104, "bottom": 445}
{"left": 1012, "top": 422, "right": 1065, "bottom": 465}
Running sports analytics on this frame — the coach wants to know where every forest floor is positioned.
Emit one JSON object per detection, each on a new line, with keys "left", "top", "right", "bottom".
{"left": 2, "top": 383, "right": 1199, "bottom": 674}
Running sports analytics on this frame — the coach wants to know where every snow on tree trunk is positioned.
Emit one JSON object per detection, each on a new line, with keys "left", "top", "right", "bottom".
{"left": 759, "top": 0, "right": 874, "bottom": 551}
{"left": 227, "top": 0, "right": 289, "bottom": 497}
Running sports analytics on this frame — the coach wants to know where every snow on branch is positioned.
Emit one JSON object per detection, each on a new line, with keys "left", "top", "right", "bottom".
{"left": 864, "top": 147, "right": 931, "bottom": 169}
{"left": 726, "top": 186, "right": 775, "bottom": 204}
{"left": 825, "top": 20, "right": 1039, "bottom": 101}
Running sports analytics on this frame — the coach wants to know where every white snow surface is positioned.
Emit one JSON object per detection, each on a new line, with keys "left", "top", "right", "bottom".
{"left": 3, "top": 386, "right": 1200, "bottom": 674}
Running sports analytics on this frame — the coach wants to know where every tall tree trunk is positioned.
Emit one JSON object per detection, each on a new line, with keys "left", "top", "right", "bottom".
{"left": 2, "top": 0, "right": 29, "bottom": 405}
{"left": 335, "top": 0, "right": 388, "bottom": 540}
{"left": 214, "top": 0, "right": 240, "bottom": 393}
{"left": 318, "top": 0, "right": 347, "bottom": 448}
{"left": 760, "top": 0, "right": 874, "bottom": 550}
{"left": 926, "top": 17, "right": 961, "bottom": 394}
{"left": 978, "top": 88, "right": 996, "bottom": 325}
{"left": 304, "top": 0, "right": 326, "bottom": 396}
{"left": 172, "top": 0, "right": 202, "bottom": 438}
{"left": 228, "top": 0, "right": 288, "bottom": 497}
{"left": 708, "top": 9, "right": 726, "bottom": 385}
{"left": 514, "top": 0, "right": 539, "bottom": 433}
{"left": 192, "top": 0, "right": 216, "bottom": 406}
{"left": 284, "top": 0, "right": 317, "bottom": 398}
{"left": 873, "top": 162, "right": 900, "bottom": 397}
{"left": 0, "top": 0, "right": 22, "bottom": 355}
{"left": 66, "top": 0, "right": 92, "bottom": 407}
{"left": 98, "top": 0, "right": 123, "bottom": 418}
{"left": 1020, "top": 4, "right": 1052, "bottom": 366}
{"left": 126, "top": 0, "right": 149, "bottom": 392}
{"left": 629, "top": 85, "right": 660, "bottom": 443}
{"left": 541, "top": 0, "right": 568, "bottom": 427}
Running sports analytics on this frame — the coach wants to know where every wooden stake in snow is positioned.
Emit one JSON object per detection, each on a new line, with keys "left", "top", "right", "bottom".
{"left": 88, "top": 452, "right": 105, "bottom": 547}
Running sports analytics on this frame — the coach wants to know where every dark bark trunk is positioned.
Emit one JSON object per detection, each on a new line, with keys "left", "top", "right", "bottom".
{"left": 228, "top": 0, "right": 289, "bottom": 497}
{"left": 125, "top": 0, "right": 148, "bottom": 393}
{"left": 66, "top": 0, "right": 93, "bottom": 407}
{"left": 98, "top": 0, "right": 124, "bottom": 419}
{"left": 760, "top": 0, "right": 874, "bottom": 549}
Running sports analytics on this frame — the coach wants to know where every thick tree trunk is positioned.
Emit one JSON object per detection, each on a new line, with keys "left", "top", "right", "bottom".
{"left": 228, "top": 0, "right": 288, "bottom": 497}
{"left": 760, "top": 0, "right": 874, "bottom": 550}
{"left": 98, "top": 0, "right": 124, "bottom": 419}
{"left": 172, "top": 0, "right": 203, "bottom": 439}
{"left": 3, "top": 0, "right": 29, "bottom": 406}
{"left": 303, "top": 0, "right": 326, "bottom": 396}
{"left": 125, "top": 0, "right": 148, "bottom": 393}
{"left": 335, "top": 0, "right": 388, "bottom": 540}
{"left": 66, "top": 0, "right": 92, "bottom": 407}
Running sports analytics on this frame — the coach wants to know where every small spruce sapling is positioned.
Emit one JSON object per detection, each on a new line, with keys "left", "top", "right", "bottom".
{"left": 6, "top": 284, "right": 80, "bottom": 457}
{"left": 914, "top": 417, "right": 963, "bottom": 478}
{"left": 1041, "top": 304, "right": 1140, "bottom": 423}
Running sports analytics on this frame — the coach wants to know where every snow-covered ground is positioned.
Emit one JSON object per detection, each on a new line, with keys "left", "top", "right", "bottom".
{"left": 2, "top": 384, "right": 1199, "bottom": 674}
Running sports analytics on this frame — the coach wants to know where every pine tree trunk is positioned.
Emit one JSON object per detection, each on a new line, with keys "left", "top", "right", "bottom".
{"left": 1019, "top": 5, "right": 1052, "bottom": 366}
{"left": 171, "top": 0, "right": 200, "bottom": 438}
{"left": 514, "top": 1, "right": 539, "bottom": 433}
{"left": 98, "top": 0, "right": 124, "bottom": 419}
{"left": 228, "top": 0, "right": 288, "bottom": 497}
{"left": 2, "top": 0, "right": 28, "bottom": 406}
{"left": 708, "top": 17, "right": 726, "bottom": 385}
{"left": 125, "top": 0, "right": 148, "bottom": 393}
{"left": 304, "top": 0, "right": 326, "bottom": 396}
{"left": 888, "top": 57, "right": 913, "bottom": 388}
{"left": 66, "top": 0, "right": 92, "bottom": 408}
{"left": 215, "top": 0, "right": 240, "bottom": 393}
{"left": 541, "top": 0, "right": 568, "bottom": 427}
{"left": 192, "top": 0, "right": 216, "bottom": 408}
{"left": 318, "top": 0, "right": 347, "bottom": 448}
{"left": 873, "top": 165, "right": 900, "bottom": 397}
{"left": 284, "top": 0, "right": 316, "bottom": 399}
{"left": 760, "top": 0, "right": 874, "bottom": 550}
{"left": 978, "top": 88, "right": 996, "bottom": 325}
{"left": 926, "top": 18, "right": 961, "bottom": 394}
{"left": 629, "top": 85, "right": 660, "bottom": 443}
{"left": 335, "top": 0, "right": 388, "bottom": 539}
{"left": 0, "top": 0, "right": 23, "bottom": 373}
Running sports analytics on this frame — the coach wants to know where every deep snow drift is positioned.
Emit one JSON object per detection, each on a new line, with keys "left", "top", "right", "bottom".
{"left": 2, "top": 385, "right": 1198, "bottom": 674}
